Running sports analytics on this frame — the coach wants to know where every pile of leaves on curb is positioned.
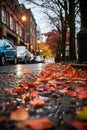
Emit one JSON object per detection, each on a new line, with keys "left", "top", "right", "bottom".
{"left": 0, "top": 63, "right": 87, "bottom": 130}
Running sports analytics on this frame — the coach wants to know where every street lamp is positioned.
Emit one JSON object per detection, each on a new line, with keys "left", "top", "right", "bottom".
{"left": 37, "top": 40, "right": 41, "bottom": 44}
{"left": 21, "top": 15, "right": 27, "bottom": 45}
{"left": 21, "top": 15, "right": 27, "bottom": 22}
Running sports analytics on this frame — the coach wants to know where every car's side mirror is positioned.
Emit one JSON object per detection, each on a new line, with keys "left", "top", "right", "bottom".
{"left": 5, "top": 45, "right": 10, "bottom": 48}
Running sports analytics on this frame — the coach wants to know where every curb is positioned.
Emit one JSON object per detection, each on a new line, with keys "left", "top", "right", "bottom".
{"left": 70, "top": 63, "right": 87, "bottom": 70}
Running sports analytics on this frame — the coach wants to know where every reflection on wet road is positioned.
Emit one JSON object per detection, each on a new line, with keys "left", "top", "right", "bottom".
{"left": 0, "top": 63, "right": 46, "bottom": 88}
{"left": 0, "top": 63, "right": 46, "bottom": 75}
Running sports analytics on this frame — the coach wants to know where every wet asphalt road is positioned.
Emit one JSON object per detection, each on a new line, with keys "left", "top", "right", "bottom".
{"left": 0, "top": 63, "right": 46, "bottom": 74}
{"left": 0, "top": 63, "right": 46, "bottom": 88}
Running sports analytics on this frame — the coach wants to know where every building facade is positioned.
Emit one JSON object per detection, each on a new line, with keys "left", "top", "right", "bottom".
{"left": 0, "top": 0, "right": 37, "bottom": 53}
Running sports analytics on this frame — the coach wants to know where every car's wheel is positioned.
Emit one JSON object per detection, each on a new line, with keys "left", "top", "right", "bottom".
{"left": 24, "top": 57, "right": 27, "bottom": 64}
{"left": 13, "top": 57, "right": 17, "bottom": 64}
{"left": 0, "top": 55, "right": 5, "bottom": 65}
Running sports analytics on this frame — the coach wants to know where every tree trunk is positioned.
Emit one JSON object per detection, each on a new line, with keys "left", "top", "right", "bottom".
{"left": 77, "top": 0, "right": 87, "bottom": 63}
{"left": 61, "top": 0, "right": 67, "bottom": 61}
{"left": 61, "top": 21, "right": 66, "bottom": 61}
{"left": 79, "top": 0, "right": 87, "bottom": 29}
{"left": 69, "top": 0, "right": 76, "bottom": 61}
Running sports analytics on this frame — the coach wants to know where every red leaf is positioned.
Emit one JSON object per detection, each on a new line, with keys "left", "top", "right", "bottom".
{"left": 70, "top": 120, "right": 87, "bottom": 130}
{"left": 67, "top": 90, "right": 76, "bottom": 97}
{"left": 14, "top": 87, "right": 24, "bottom": 94}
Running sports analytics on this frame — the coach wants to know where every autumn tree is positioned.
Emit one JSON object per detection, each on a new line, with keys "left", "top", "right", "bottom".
{"left": 44, "top": 30, "right": 61, "bottom": 56}
{"left": 23, "top": 0, "right": 80, "bottom": 61}
{"left": 37, "top": 40, "right": 54, "bottom": 58}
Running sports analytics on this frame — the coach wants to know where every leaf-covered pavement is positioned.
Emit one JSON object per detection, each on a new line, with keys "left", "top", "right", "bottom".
{"left": 0, "top": 63, "right": 87, "bottom": 130}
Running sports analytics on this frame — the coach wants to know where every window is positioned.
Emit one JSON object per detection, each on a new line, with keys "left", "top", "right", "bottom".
{"left": 16, "top": 22, "right": 19, "bottom": 34}
{"left": 5, "top": 41, "right": 12, "bottom": 49}
{"left": 1, "top": 6, "right": 6, "bottom": 24}
{"left": 10, "top": 15, "right": 14, "bottom": 30}
{"left": 19, "top": 25, "right": 22, "bottom": 37}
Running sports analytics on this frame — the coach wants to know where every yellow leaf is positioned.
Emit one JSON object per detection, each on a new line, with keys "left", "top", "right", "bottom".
{"left": 76, "top": 107, "right": 87, "bottom": 120}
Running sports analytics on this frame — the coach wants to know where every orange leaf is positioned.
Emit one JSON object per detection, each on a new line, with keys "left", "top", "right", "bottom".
{"left": 17, "top": 118, "right": 56, "bottom": 130}
{"left": 30, "top": 97, "right": 45, "bottom": 106}
{"left": 70, "top": 120, "right": 87, "bottom": 130}
{"left": 76, "top": 87, "right": 87, "bottom": 99}
{"left": 77, "top": 92, "right": 87, "bottom": 99}
{"left": 59, "top": 88, "right": 68, "bottom": 93}
{"left": 44, "top": 86, "right": 55, "bottom": 92}
{"left": 76, "top": 87, "right": 84, "bottom": 93}
{"left": 29, "top": 90, "right": 38, "bottom": 97}
{"left": 67, "top": 90, "right": 76, "bottom": 97}
{"left": 83, "top": 71, "right": 87, "bottom": 76}
{"left": 23, "top": 72, "right": 31, "bottom": 75}
{"left": 4, "top": 88, "right": 14, "bottom": 94}
{"left": 10, "top": 107, "right": 29, "bottom": 121}
{"left": 14, "top": 87, "right": 24, "bottom": 94}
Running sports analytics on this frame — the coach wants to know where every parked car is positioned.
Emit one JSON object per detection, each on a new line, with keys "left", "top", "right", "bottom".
{"left": 16, "top": 46, "right": 30, "bottom": 63}
{"left": 0, "top": 39, "right": 17, "bottom": 65}
{"left": 34, "top": 55, "right": 44, "bottom": 63}
{"left": 29, "top": 53, "right": 35, "bottom": 63}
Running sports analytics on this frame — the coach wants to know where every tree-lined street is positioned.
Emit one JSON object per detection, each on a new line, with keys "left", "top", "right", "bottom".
{"left": 0, "top": 0, "right": 87, "bottom": 130}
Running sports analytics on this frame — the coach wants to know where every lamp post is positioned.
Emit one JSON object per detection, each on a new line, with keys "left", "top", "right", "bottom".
{"left": 21, "top": 15, "right": 27, "bottom": 45}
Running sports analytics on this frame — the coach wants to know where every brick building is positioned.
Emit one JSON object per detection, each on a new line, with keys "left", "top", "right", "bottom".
{"left": 0, "top": 0, "right": 37, "bottom": 52}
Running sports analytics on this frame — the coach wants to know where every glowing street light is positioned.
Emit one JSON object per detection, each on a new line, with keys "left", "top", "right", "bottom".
{"left": 37, "top": 40, "right": 41, "bottom": 44}
{"left": 21, "top": 15, "right": 27, "bottom": 22}
{"left": 40, "top": 49, "right": 42, "bottom": 52}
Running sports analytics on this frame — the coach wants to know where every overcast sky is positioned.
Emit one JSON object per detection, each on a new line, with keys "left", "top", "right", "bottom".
{"left": 18, "top": 0, "right": 55, "bottom": 34}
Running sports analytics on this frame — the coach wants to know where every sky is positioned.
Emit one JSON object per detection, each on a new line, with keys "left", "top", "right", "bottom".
{"left": 18, "top": 0, "right": 55, "bottom": 34}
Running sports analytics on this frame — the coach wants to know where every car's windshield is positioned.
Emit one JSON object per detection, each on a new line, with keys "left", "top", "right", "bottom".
{"left": 17, "top": 46, "right": 26, "bottom": 51}
{"left": 0, "top": 41, "right": 4, "bottom": 47}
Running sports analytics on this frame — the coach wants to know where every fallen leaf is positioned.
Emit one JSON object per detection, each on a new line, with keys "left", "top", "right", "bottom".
{"left": 76, "top": 106, "right": 87, "bottom": 120}
{"left": 29, "top": 90, "right": 38, "bottom": 97}
{"left": 4, "top": 88, "right": 14, "bottom": 94}
{"left": 70, "top": 120, "right": 87, "bottom": 130}
{"left": 30, "top": 97, "right": 45, "bottom": 106}
{"left": 67, "top": 90, "right": 76, "bottom": 97}
{"left": 10, "top": 107, "right": 29, "bottom": 121}
{"left": 17, "top": 118, "right": 56, "bottom": 130}
{"left": 23, "top": 72, "right": 31, "bottom": 75}
{"left": 59, "top": 88, "right": 68, "bottom": 93}
{"left": 14, "top": 87, "right": 24, "bottom": 94}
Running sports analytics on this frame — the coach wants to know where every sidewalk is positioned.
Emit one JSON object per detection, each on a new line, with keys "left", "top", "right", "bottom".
{"left": 70, "top": 63, "right": 87, "bottom": 69}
